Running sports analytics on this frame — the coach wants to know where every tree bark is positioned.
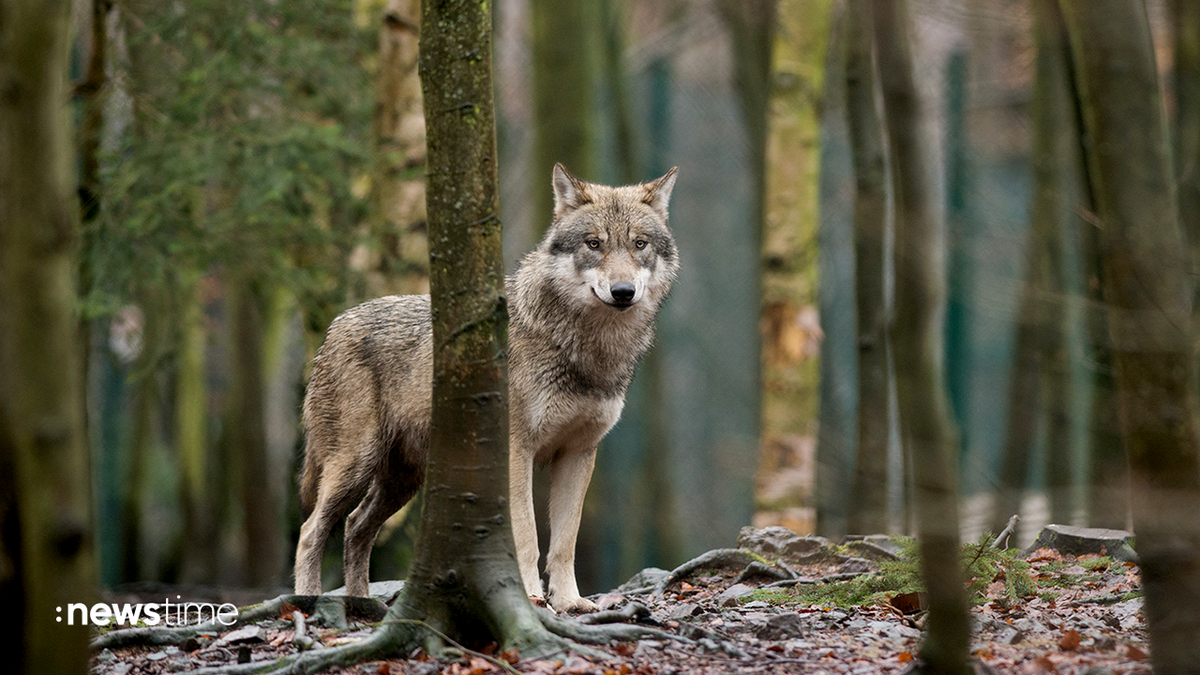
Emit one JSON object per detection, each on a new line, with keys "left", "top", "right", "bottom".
{"left": 843, "top": 0, "right": 890, "bottom": 536}
{"left": 361, "top": 0, "right": 427, "bottom": 299}
{"left": 0, "top": 0, "right": 96, "bottom": 673}
{"left": 530, "top": 0, "right": 599, "bottom": 233}
{"left": 872, "top": 1, "right": 970, "bottom": 673}
{"left": 1060, "top": 2, "right": 1200, "bottom": 671}
{"left": 1174, "top": 0, "right": 1200, "bottom": 321}
{"left": 994, "top": 0, "right": 1076, "bottom": 533}
{"left": 228, "top": 279, "right": 281, "bottom": 587}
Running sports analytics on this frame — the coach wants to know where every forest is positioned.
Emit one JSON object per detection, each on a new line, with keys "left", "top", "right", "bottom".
{"left": 2, "top": 0, "right": 1199, "bottom": 674}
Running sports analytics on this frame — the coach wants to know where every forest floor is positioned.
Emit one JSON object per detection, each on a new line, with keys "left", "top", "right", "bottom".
{"left": 89, "top": 527, "right": 1148, "bottom": 675}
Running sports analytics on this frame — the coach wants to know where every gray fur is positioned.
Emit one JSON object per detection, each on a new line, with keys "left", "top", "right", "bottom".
{"left": 293, "top": 164, "right": 679, "bottom": 613}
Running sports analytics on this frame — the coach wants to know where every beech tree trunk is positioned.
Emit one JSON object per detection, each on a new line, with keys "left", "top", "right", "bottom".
{"left": 1060, "top": 2, "right": 1200, "bottom": 672}
{"left": 994, "top": 0, "right": 1075, "bottom": 534}
{"left": 843, "top": 0, "right": 890, "bottom": 535}
{"left": 362, "top": 0, "right": 427, "bottom": 298}
{"left": 383, "top": 0, "right": 557, "bottom": 652}
{"left": 0, "top": 1, "right": 96, "bottom": 673}
{"left": 530, "top": 0, "right": 598, "bottom": 234}
{"left": 872, "top": 1, "right": 970, "bottom": 673}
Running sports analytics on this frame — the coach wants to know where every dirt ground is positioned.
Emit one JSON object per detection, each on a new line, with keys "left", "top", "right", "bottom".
{"left": 89, "top": 528, "right": 1149, "bottom": 675}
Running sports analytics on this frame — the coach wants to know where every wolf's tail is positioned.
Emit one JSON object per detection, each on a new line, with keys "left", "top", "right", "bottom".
{"left": 298, "top": 439, "right": 320, "bottom": 520}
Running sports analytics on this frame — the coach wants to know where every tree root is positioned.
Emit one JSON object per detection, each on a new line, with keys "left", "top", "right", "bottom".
{"left": 535, "top": 605, "right": 686, "bottom": 647}
{"left": 89, "top": 594, "right": 387, "bottom": 652}
{"left": 145, "top": 597, "right": 683, "bottom": 675}
{"left": 762, "top": 571, "right": 875, "bottom": 589}
{"left": 653, "top": 549, "right": 787, "bottom": 596}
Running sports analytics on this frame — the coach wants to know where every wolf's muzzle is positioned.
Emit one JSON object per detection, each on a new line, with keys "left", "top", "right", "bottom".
{"left": 610, "top": 282, "right": 636, "bottom": 308}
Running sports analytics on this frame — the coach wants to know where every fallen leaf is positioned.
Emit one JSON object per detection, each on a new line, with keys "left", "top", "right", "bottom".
{"left": 1125, "top": 645, "right": 1149, "bottom": 661}
{"left": 1058, "top": 629, "right": 1081, "bottom": 651}
{"left": 280, "top": 600, "right": 301, "bottom": 619}
{"left": 889, "top": 591, "right": 926, "bottom": 614}
{"left": 898, "top": 651, "right": 913, "bottom": 663}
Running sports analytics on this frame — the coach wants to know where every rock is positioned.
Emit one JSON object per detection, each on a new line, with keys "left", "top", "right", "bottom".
{"left": 1024, "top": 525, "right": 1137, "bottom": 563}
{"left": 96, "top": 649, "right": 117, "bottom": 664}
{"left": 737, "top": 526, "right": 830, "bottom": 557}
{"left": 327, "top": 580, "right": 406, "bottom": 605}
{"left": 179, "top": 636, "right": 202, "bottom": 652}
{"left": 1011, "top": 618, "right": 1048, "bottom": 634}
{"left": 998, "top": 627, "right": 1024, "bottom": 645}
{"left": 841, "top": 536, "right": 902, "bottom": 560}
{"left": 669, "top": 603, "right": 701, "bottom": 620}
{"left": 756, "top": 613, "right": 806, "bottom": 640}
{"left": 219, "top": 625, "right": 265, "bottom": 645}
{"left": 716, "top": 583, "right": 756, "bottom": 607}
{"left": 734, "top": 561, "right": 790, "bottom": 584}
{"left": 615, "top": 567, "right": 670, "bottom": 593}
{"left": 837, "top": 557, "right": 874, "bottom": 574}
{"left": 741, "top": 601, "right": 770, "bottom": 610}
{"left": 144, "top": 651, "right": 168, "bottom": 662}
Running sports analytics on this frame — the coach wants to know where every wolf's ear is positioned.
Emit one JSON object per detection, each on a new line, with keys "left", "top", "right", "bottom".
{"left": 641, "top": 167, "right": 678, "bottom": 220}
{"left": 552, "top": 163, "right": 593, "bottom": 217}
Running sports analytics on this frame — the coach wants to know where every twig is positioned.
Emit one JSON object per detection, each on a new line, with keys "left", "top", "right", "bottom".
{"left": 991, "top": 515, "right": 1020, "bottom": 549}
{"left": 1065, "top": 592, "right": 1141, "bottom": 607}
{"left": 762, "top": 571, "right": 875, "bottom": 589}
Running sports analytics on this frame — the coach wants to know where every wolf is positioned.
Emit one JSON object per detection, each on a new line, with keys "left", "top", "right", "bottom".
{"left": 293, "top": 163, "right": 679, "bottom": 613}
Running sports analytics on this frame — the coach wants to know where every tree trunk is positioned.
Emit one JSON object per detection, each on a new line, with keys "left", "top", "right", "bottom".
{"left": 994, "top": 0, "right": 1076, "bottom": 534}
{"left": 1060, "top": 2, "right": 1200, "bottom": 671}
{"left": 872, "top": 1, "right": 970, "bottom": 673}
{"left": 843, "top": 0, "right": 890, "bottom": 535}
{"left": 361, "top": 0, "right": 428, "bottom": 299}
{"left": 0, "top": 1, "right": 96, "bottom": 673}
{"left": 1174, "top": 0, "right": 1200, "bottom": 321}
{"left": 228, "top": 279, "right": 281, "bottom": 586}
{"left": 175, "top": 278, "right": 212, "bottom": 584}
{"left": 530, "top": 0, "right": 598, "bottom": 233}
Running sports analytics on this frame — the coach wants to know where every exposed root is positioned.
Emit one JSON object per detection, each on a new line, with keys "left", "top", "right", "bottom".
{"left": 653, "top": 549, "right": 783, "bottom": 596}
{"left": 575, "top": 602, "right": 651, "bottom": 625}
{"left": 536, "top": 606, "right": 688, "bottom": 648}
{"left": 89, "top": 594, "right": 387, "bottom": 652}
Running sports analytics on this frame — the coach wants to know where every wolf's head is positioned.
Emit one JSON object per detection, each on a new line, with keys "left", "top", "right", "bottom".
{"left": 533, "top": 163, "right": 679, "bottom": 316}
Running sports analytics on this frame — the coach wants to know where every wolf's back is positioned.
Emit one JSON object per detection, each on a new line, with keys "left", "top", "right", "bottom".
{"left": 299, "top": 295, "right": 435, "bottom": 517}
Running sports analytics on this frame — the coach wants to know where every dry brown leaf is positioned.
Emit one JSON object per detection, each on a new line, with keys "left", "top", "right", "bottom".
{"left": 1058, "top": 629, "right": 1081, "bottom": 651}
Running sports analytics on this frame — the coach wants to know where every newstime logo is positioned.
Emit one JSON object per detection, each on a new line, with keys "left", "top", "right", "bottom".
{"left": 57, "top": 597, "right": 239, "bottom": 627}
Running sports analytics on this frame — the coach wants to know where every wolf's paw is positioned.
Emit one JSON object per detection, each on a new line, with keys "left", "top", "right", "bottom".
{"left": 548, "top": 594, "right": 599, "bottom": 614}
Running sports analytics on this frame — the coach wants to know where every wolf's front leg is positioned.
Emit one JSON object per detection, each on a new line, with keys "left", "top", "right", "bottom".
{"left": 509, "top": 446, "right": 544, "bottom": 600}
{"left": 546, "top": 448, "right": 600, "bottom": 613}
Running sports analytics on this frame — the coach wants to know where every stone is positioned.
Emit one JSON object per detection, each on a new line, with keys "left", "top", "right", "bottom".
{"left": 615, "top": 567, "right": 670, "bottom": 594}
{"left": 716, "top": 583, "right": 756, "bottom": 607}
{"left": 219, "top": 625, "right": 265, "bottom": 645}
{"left": 1024, "top": 525, "right": 1137, "bottom": 563}
{"left": 838, "top": 557, "right": 874, "bottom": 574}
{"left": 669, "top": 603, "right": 701, "bottom": 620}
{"left": 756, "top": 612, "right": 807, "bottom": 640}
{"left": 841, "top": 536, "right": 902, "bottom": 560}
{"left": 327, "top": 580, "right": 406, "bottom": 605}
{"left": 737, "top": 526, "right": 830, "bottom": 557}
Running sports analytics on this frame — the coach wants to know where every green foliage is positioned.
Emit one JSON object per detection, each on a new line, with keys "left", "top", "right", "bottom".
{"left": 775, "top": 534, "right": 1037, "bottom": 609}
{"left": 960, "top": 532, "right": 1036, "bottom": 604}
{"left": 86, "top": 0, "right": 376, "bottom": 318}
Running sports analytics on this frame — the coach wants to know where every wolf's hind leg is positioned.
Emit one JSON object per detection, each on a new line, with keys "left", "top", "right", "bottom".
{"left": 343, "top": 458, "right": 424, "bottom": 598}
{"left": 294, "top": 475, "right": 370, "bottom": 595}
{"left": 546, "top": 448, "right": 599, "bottom": 613}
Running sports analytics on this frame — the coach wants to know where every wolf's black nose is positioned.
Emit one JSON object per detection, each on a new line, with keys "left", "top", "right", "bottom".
{"left": 611, "top": 282, "right": 636, "bottom": 304}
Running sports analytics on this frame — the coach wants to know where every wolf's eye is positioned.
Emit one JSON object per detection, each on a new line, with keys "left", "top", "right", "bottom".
{"left": 635, "top": 239, "right": 647, "bottom": 249}
{"left": 586, "top": 239, "right": 601, "bottom": 249}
